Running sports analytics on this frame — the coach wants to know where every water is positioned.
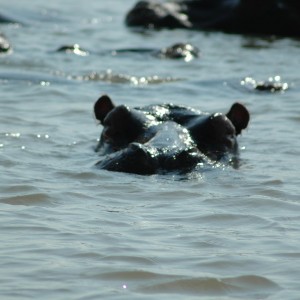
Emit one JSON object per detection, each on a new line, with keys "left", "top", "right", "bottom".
{"left": 1, "top": 1, "right": 300, "bottom": 299}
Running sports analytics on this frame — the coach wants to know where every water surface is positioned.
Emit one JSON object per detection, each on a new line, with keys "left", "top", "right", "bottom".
{"left": 1, "top": 1, "right": 300, "bottom": 299}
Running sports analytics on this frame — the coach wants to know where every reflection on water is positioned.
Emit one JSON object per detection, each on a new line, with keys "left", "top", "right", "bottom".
{"left": 241, "top": 76, "right": 289, "bottom": 93}
{"left": 74, "top": 70, "right": 181, "bottom": 85}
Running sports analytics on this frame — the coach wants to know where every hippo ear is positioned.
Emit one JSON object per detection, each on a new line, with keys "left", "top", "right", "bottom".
{"left": 226, "top": 103, "right": 250, "bottom": 135}
{"left": 94, "top": 95, "right": 115, "bottom": 124}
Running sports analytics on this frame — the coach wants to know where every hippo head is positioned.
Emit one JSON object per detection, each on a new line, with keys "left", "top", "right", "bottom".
{"left": 159, "top": 43, "right": 199, "bottom": 60}
{"left": 94, "top": 95, "right": 149, "bottom": 154}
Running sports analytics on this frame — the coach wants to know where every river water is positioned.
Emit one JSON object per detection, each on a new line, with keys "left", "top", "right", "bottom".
{"left": 1, "top": 1, "right": 300, "bottom": 299}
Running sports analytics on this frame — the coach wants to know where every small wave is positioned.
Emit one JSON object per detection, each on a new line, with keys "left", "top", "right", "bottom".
{"left": 138, "top": 274, "right": 280, "bottom": 298}
{"left": 56, "top": 170, "right": 98, "bottom": 180}
{"left": 190, "top": 212, "right": 272, "bottom": 227}
{"left": 99, "top": 255, "right": 157, "bottom": 266}
{"left": 97, "top": 270, "right": 163, "bottom": 281}
{"left": 1, "top": 193, "right": 54, "bottom": 206}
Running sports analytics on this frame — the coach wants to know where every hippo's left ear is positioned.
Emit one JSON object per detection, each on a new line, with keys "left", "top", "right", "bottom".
{"left": 94, "top": 95, "right": 115, "bottom": 124}
{"left": 226, "top": 103, "right": 250, "bottom": 135}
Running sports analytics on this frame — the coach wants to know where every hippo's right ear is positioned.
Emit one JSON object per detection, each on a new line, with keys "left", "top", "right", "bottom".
{"left": 94, "top": 95, "right": 115, "bottom": 124}
{"left": 226, "top": 102, "right": 250, "bottom": 135}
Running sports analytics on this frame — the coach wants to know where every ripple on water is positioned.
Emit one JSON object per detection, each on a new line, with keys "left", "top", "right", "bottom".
{"left": 1, "top": 182, "right": 55, "bottom": 207}
{"left": 0, "top": 192, "right": 54, "bottom": 206}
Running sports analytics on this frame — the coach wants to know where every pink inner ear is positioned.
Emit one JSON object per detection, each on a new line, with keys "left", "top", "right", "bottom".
{"left": 94, "top": 95, "right": 115, "bottom": 123}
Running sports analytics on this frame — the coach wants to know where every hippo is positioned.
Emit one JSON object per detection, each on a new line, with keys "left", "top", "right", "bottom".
{"left": 56, "top": 42, "right": 199, "bottom": 60}
{"left": 56, "top": 44, "right": 89, "bottom": 56}
{"left": 0, "top": 34, "right": 11, "bottom": 53}
{"left": 241, "top": 76, "right": 289, "bottom": 93}
{"left": 125, "top": 0, "right": 300, "bottom": 37}
{"left": 113, "top": 42, "right": 199, "bottom": 60}
{"left": 93, "top": 95, "right": 249, "bottom": 174}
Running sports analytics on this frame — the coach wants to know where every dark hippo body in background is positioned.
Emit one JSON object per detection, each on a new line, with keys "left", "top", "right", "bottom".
{"left": 94, "top": 95, "right": 249, "bottom": 175}
{"left": 0, "top": 13, "right": 17, "bottom": 24}
{"left": 126, "top": 0, "right": 300, "bottom": 37}
{"left": 0, "top": 10, "right": 14, "bottom": 53}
